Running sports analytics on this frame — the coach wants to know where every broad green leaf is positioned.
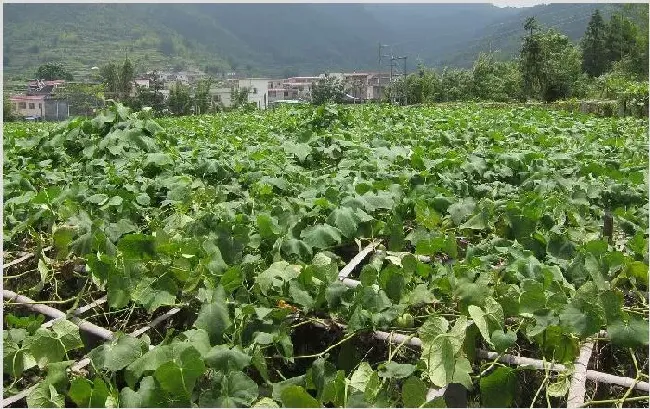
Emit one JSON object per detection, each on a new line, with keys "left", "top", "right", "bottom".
{"left": 199, "top": 371, "right": 259, "bottom": 407}
{"left": 468, "top": 305, "right": 493, "bottom": 347}
{"left": 27, "top": 382, "right": 64, "bottom": 408}
{"left": 301, "top": 224, "right": 342, "bottom": 249}
{"left": 280, "top": 385, "right": 320, "bottom": 408}
{"left": 378, "top": 362, "right": 415, "bottom": 379}
{"left": 68, "top": 377, "right": 110, "bottom": 408}
{"left": 194, "top": 290, "right": 231, "bottom": 344}
{"left": 491, "top": 329, "right": 517, "bottom": 353}
{"left": 90, "top": 334, "right": 144, "bottom": 371}
{"left": 424, "top": 336, "right": 455, "bottom": 387}
{"left": 204, "top": 345, "right": 251, "bottom": 371}
{"left": 256, "top": 261, "right": 301, "bottom": 295}
{"left": 154, "top": 347, "right": 205, "bottom": 401}
{"left": 480, "top": 367, "right": 517, "bottom": 407}
{"left": 608, "top": 318, "right": 649, "bottom": 348}
{"left": 327, "top": 207, "right": 359, "bottom": 238}
{"left": 402, "top": 376, "right": 428, "bottom": 408}
{"left": 120, "top": 376, "right": 167, "bottom": 408}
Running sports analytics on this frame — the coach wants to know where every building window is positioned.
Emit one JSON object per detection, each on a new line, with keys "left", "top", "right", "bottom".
{"left": 253, "top": 88, "right": 258, "bottom": 94}
{"left": 39, "top": 103, "right": 42, "bottom": 109}
{"left": 284, "top": 91, "right": 288, "bottom": 98}
{"left": 19, "top": 102, "right": 26, "bottom": 109}
{"left": 29, "top": 103, "right": 35, "bottom": 109}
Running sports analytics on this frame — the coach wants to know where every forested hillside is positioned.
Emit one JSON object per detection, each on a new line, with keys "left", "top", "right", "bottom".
{"left": 1, "top": 3, "right": 632, "bottom": 79}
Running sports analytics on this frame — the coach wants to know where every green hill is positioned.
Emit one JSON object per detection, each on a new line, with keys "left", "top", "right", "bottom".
{"left": 3, "top": 3, "right": 615, "bottom": 80}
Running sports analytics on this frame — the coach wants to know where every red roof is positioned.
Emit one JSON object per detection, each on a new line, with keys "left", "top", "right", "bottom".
{"left": 10, "top": 95, "right": 46, "bottom": 101}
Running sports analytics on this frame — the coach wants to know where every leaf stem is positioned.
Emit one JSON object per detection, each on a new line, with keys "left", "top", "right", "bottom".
{"left": 580, "top": 395, "right": 649, "bottom": 407}
{"left": 292, "top": 331, "right": 356, "bottom": 359}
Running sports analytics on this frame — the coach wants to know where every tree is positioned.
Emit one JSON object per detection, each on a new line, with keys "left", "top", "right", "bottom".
{"left": 100, "top": 62, "right": 120, "bottom": 95}
{"left": 472, "top": 53, "right": 522, "bottom": 102}
{"left": 4, "top": 95, "right": 16, "bottom": 122}
{"left": 57, "top": 83, "right": 105, "bottom": 117}
{"left": 194, "top": 78, "right": 213, "bottom": 114}
{"left": 605, "top": 13, "right": 639, "bottom": 66}
{"left": 519, "top": 19, "right": 582, "bottom": 102}
{"left": 129, "top": 71, "right": 165, "bottom": 115}
{"left": 230, "top": 86, "right": 250, "bottom": 109}
{"left": 120, "top": 56, "right": 135, "bottom": 97}
{"left": 520, "top": 19, "right": 543, "bottom": 98}
{"left": 311, "top": 75, "right": 344, "bottom": 105}
{"left": 35, "top": 63, "right": 73, "bottom": 81}
{"left": 581, "top": 9, "right": 609, "bottom": 77}
{"left": 168, "top": 81, "right": 192, "bottom": 115}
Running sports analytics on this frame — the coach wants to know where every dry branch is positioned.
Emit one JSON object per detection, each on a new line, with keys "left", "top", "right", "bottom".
{"left": 567, "top": 340, "right": 595, "bottom": 407}
{"left": 338, "top": 241, "right": 379, "bottom": 280}
{"left": 2, "top": 246, "right": 53, "bottom": 269}
{"left": 2, "top": 291, "right": 180, "bottom": 407}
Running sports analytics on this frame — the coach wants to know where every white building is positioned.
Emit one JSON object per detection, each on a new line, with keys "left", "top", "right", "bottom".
{"left": 237, "top": 78, "right": 272, "bottom": 109}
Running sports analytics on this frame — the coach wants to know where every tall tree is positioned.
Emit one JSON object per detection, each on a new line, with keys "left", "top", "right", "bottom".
{"left": 194, "top": 78, "right": 213, "bottom": 114}
{"left": 120, "top": 56, "right": 135, "bottom": 97}
{"left": 167, "top": 80, "right": 192, "bottom": 115}
{"left": 581, "top": 9, "right": 608, "bottom": 77}
{"left": 35, "top": 63, "right": 73, "bottom": 81}
{"left": 519, "top": 18, "right": 543, "bottom": 98}
{"left": 605, "top": 13, "right": 638, "bottom": 65}
{"left": 520, "top": 21, "right": 582, "bottom": 102}
{"left": 311, "top": 75, "right": 344, "bottom": 105}
{"left": 100, "top": 62, "right": 120, "bottom": 96}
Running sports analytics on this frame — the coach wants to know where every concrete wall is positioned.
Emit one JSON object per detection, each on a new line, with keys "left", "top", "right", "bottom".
{"left": 44, "top": 100, "right": 70, "bottom": 121}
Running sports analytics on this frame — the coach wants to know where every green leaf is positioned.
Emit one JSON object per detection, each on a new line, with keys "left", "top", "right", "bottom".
{"left": 199, "top": 371, "right": 259, "bottom": 407}
{"left": 68, "top": 377, "right": 110, "bottom": 408}
{"left": 418, "top": 317, "right": 450, "bottom": 344}
{"left": 257, "top": 214, "right": 282, "bottom": 239}
{"left": 480, "top": 367, "right": 517, "bottom": 407}
{"left": 283, "top": 142, "right": 312, "bottom": 162}
{"left": 447, "top": 198, "right": 475, "bottom": 226}
{"left": 120, "top": 376, "right": 167, "bottom": 408}
{"left": 28, "top": 333, "right": 65, "bottom": 369}
{"left": 44, "top": 360, "right": 74, "bottom": 389}
{"left": 90, "top": 334, "right": 144, "bottom": 372}
{"left": 624, "top": 261, "right": 649, "bottom": 286}
{"left": 468, "top": 305, "right": 493, "bottom": 347}
{"left": 107, "top": 196, "right": 123, "bottom": 206}
{"left": 378, "top": 362, "right": 415, "bottom": 379}
{"left": 256, "top": 261, "right": 301, "bottom": 295}
{"left": 253, "top": 397, "right": 280, "bottom": 408}
{"left": 154, "top": 347, "right": 205, "bottom": 402}
{"left": 282, "top": 238, "right": 313, "bottom": 260}
{"left": 118, "top": 234, "right": 156, "bottom": 260}
{"left": 402, "top": 376, "right": 428, "bottom": 408}
{"left": 87, "top": 193, "right": 109, "bottom": 205}
{"left": 27, "top": 382, "right": 65, "bottom": 408}
{"left": 204, "top": 345, "right": 251, "bottom": 372}
{"left": 491, "top": 329, "right": 517, "bottom": 353}
{"left": 280, "top": 385, "right": 320, "bottom": 408}
{"left": 608, "top": 318, "right": 649, "bottom": 348}
{"left": 301, "top": 224, "right": 342, "bottom": 249}
{"left": 349, "top": 362, "right": 374, "bottom": 393}
{"left": 327, "top": 207, "right": 359, "bottom": 238}
{"left": 424, "top": 336, "right": 455, "bottom": 387}
{"left": 194, "top": 290, "right": 232, "bottom": 344}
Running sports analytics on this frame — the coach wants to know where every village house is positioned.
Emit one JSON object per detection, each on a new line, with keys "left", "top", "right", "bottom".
{"left": 9, "top": 94, "right": 69, "bottom": 121}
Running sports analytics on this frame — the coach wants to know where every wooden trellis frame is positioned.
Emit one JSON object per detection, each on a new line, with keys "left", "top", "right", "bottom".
{"left": 3, "top": 243, "right": 648, "bottom": 408}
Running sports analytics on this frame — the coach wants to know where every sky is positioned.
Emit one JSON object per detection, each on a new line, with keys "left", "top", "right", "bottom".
{"left": 491, "top": 1, "right": 548, "bottom": 7}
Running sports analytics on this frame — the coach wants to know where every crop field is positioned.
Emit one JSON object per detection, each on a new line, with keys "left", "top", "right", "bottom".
{"left": 3, "top": 103, "right": 649, "bottom": 407}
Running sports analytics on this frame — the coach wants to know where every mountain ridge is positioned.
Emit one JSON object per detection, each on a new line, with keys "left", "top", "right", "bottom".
{"left": 3, "top": 3, "right": 606, "bottom": 80}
